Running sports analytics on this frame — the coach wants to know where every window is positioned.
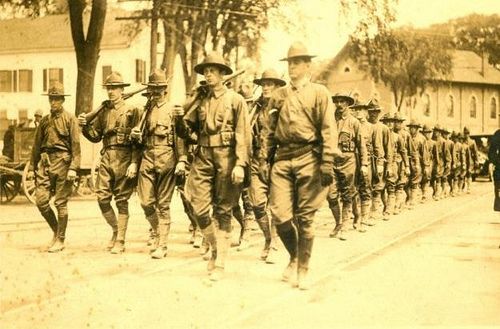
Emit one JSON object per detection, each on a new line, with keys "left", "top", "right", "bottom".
{"left": 0, "top": 70, "right": 15, "bottom": 92}
{"left": 344, "top": 66, "right": 350, "bottom": 73}
{"left": 422, "top": 93, "right": 430, "bottom": 116}
{"left": 447, "top": 94, "right": 454, "bottom": 117}
{"left": 135, "top": 59, "right": 146, "bottom": 83}
{"left": 43, "top": 68, "right": 63, "bottom": 92}
{"left": 102, "top": 65, "right": 112, "bottom": 86}
{"left": 490, "top": 97, "right": 497, "bottom": 119}
{"left": 470, "top": 96, "right": 477, "bottom": 118}
{"left": 18, "top": 70, "right": 32, "bottom": 92}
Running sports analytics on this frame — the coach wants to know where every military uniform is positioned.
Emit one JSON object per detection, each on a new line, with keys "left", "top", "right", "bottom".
{"left": 407, "top": 120, "right": 423, "bottom": 206}
{"left": 367, "top": 105, "right": 393, "bottom": 221}
{"left": 450, "top": 132, "right": 465, "bottom": 196}
{"left": 419, "top": 125, "right": 434, "bottom": 202}
{"left": 176, "top": 53, "right": 251, "bottom": 280}
{"left": 441, "top": 129, "right": 453, "bottom": 197}
{"left": 134, "top": 70, "right": 188, "bottom": 259}
{"left": 30, "top": 82, "right": 81, "bottom": 252}
{"left": 380, "top": 114, "right": 400, "bottom": 218}
{"left": 464, "top": 127, "right": 479, "bottom": 193}
{"left": 431, "top": 125, "right": 446, "bottom": 200}
{"left": 79, "top": 72, "right": 141, "bottom": 253}
{"left": 260, "top": 42, "right": 338, "bottom": 289}
{"left": 393, "top": 113, "right": 411, "bottom": 213}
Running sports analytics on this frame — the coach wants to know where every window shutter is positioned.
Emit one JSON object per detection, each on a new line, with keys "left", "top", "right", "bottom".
{"left": 43, "top": 69, "right": 47, "bottom": 92}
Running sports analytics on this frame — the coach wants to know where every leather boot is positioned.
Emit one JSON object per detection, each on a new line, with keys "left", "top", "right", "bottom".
{"left": 193, "top": 228, "right": 203, "bottom": 248}
{"left": 146, "top": 213, "right": 159, "bottom": 250}
{"left": 201, "top": 223, "right": 217, "bottom": 272}
{"left": 256, "top": 215, "right": 272, "bottom": 260}
{"left": 394, "top": 190, "right": 404, "bottom": 214}
{"left": 151, "top": 214, "right": 170, "bottom": 259}
{"left": 328, "top": 201, "right": 342, "bottom": 238}
{"left": 48, "top": 214, "right": 67, "bottom": 253}
{"left": 297, "top": 236, "right": 314, "bottom": 290}
{"left": 210, "top": 230, "right": 231, "bottom": 281}
{"left": 111, "top": 214, "right": 128, "bottom": 254}
{"left": 338, "top": 203, "right": 352, "bottom": 241}
{"left": 102, "top": 209, "right": 118, "bottom": 251}
{"left": 352, "top": 196, "right": 361, "bottom": 230}
{"left": 370, "top": 193, "right": 382, "bottom": 223}
{"left": 384, "top": 193, "right": 395, "bottom": 220}
{"left": 277, "top": 221, "right": 298, "bottom": 282}
{"left": 40, "top": 208, "right": 58, "bottom": 248}
{"left": 265, "top": 224, "right": 279, "bottom": 264}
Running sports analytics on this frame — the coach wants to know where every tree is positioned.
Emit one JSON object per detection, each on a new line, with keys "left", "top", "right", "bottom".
{"left": 349, "top": 28, "right": 453, "bottom": 111}
{"left": 1, "top": 0, "right": 106, "bottom": 116}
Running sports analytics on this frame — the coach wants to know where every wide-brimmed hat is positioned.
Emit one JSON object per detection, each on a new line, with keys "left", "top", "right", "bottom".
{"left": 421, "top": 124, "right": 433, "bottom": 133}
{"left": 42, "top": 82, "right": 70, "bottom": 97}
{"left": 280, "top": 41, "right": 316, "bottom": 61}
{"left": 34, "top": 109, "right": 44, "bottom": 117}
{"left": 332, "top": 93, "right": 355, "bottom": 106}
{"left": 441, "top": 126, "right": 450, "bottom": 134}
{"left": 350, "top": 102, "right": 369, "bottom": 111}
{"left": 463, "top": 126, "right": 470, "bottom": 134}
{"left": 103, "top": 71, "right": 130, "bottom": 87}
{"left": 392, "top": 112, "right": 405, "bottom": 122}
{"left": 143, "top": 69, "right": 169, "bottom": 87}
{"left": 407, "top": 119, "right": 421, "bottom": 128}
{"left": 253, "top": 69, "right": 286, "bottom": 87}
{"left": 433, "top": 124, "right": 444, "bottom": 132}
{"left": 194, "top": 52, "right": 233, "bottom": 75}
{"left": 379, "top": 113, "right": 393, "bottom": 122}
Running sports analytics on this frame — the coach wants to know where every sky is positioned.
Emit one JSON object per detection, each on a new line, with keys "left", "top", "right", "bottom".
{"left": 260, "top": 0, "right": 500, "bottom": 71}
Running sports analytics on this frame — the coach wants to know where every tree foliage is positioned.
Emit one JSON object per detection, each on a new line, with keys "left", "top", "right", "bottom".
{"left": 350, "top": 28, "right": 453, "bottom": 111}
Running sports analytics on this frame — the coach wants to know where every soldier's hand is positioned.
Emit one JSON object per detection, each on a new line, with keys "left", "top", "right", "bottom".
{"left": 77, "top": 113, "right": 87, "bottom": 126}
{"left": 320, "top": 162, "right": 334, "bottom": 187}
{"left": 172, "top": 104, "right": 185, "bottom": 117}
{"left": 174, "top": 161, "right": 186, "bottom": 177}
{"left": 376, "top": 164, "right": 384, "bottom": 175}
{"left": 231, "top": 165, "right": 245, "bottom": 185}
{"left": 66, "top": 169, "right": 77, "bottom": 181}
{"left": 126, "top": 163, "right": 138, "bottom": 179}
{"left": 130, "top": 127, "right": 142, "bottom": 141}
{"left": 258, "top": 160, "right": 269, "bottom": 183}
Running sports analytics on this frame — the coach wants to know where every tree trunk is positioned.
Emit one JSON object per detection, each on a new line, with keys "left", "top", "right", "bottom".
{"left": 68, "top": 0, "right": 107, "bottom": 116}
{"left": 150, "top": 0, "right": 160, "bottom": 72}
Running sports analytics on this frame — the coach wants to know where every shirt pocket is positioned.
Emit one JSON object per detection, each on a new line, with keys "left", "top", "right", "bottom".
{"left": 154, "top": 120, "right": 170, "bottom": 137}
{"left": 54, "top": 117, "right": 70, "bottom": 137}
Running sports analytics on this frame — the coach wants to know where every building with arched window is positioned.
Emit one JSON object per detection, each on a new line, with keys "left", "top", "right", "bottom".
{"left": 318, "top": 44, "right": 500, "bottom": 134}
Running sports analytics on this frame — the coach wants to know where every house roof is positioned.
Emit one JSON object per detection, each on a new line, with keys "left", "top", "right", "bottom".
{"left": 321, "top": 43, "right": 500, "bottom": 86}
{"left": 0, "top": 10, "right": 145, "bottom": 55}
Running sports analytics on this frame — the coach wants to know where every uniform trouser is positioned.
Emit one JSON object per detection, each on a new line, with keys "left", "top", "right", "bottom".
{"left": 431, "top": 166, "right": 444, "bottom": 198}
{"left": 385, "top": 162, "right": 398, "bottom": 215}
{"left": 395, "top": 161, "right": 408, "bottom": 211}
{"left": 138, "top": 152, "right": 177, "bottom": 248}
{"left": 35, "top": 151, "right": 73, "bottom": 239}
{"left": 442, "top": 166, "right": 451, "bottom": 196}
{"left": 248, "top": 156, "right": 273, "bottom": 243}
{"left": 95, "top": 148, "right": 136, "bottom": 236}
{"left": 371, "top": 163, "right": 386, "bottom": 219}
{"left": 355, "top": 160, "right": 372, "bottom": 222}
{"left": 494, "top": 174, "right": 500, "bottom": 211}
{"left": 269, "top": 151, "right": 326, "bottom": 270}
{"left": 328, "top": 154, "right": 357, "bottom": 228}
{"left": 420, "top": 165, "right": 432, "bottom": 201}
{"left": 409, "top": 161, "right": 422, "bottom": 204}
{"left": 185, "top": 146, "right": 241, "bottom": 233}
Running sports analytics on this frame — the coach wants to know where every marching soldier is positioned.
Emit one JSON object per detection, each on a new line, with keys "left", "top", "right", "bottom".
{"left": 351, "top": 102, "right": 382, "bottom": 230}
{"left": 78, "top": 72, "right": 141, "bottom": 253}
{"left": 441, "top": 128, "right": 453, "bottom": 198}
{"left": 392, "top": 112, "right": 411, "bottom": 214}
{"left": 29, "top": 82, "right": 81, "bottom": 252}
{"left": 420, "top": 124, "right": 434, "bottom": 202}
{"left": 450, "top": 131, "right": 465, "bottom": 196}
{"left": 380, "top": 113, "right": 400, "bottom": 218}
{"left": 174, "top": 52, "right": 251, "bottom": 280}
{"left": 463, "top": 126, "right": 479, "bottom": 193}
{"left": 407, "top": 119, "right": 423, "bottom": 206}
{"left": 248, "top": 69, "right": 286, "bottom": 262}
{"left": 259, "top": 42, "right": 338, "bottom": 289}
{"left": 130, "top": 69, "right": 188, "bottom": 259}
{"left": 328, "top": 93, "right": 368, "bottom": 241}
{"left": 366, "top": 103, "right": 393, "bottom": 222}
{"left": 431, "top": 125, "right": 446, "bottom": 200}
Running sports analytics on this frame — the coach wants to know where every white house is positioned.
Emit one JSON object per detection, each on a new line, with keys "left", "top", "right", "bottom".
{"left": 0, "top": 10, "right": 154, "bottom": 136}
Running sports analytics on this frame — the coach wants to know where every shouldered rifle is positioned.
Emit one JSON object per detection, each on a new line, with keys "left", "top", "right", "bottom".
{"left": 84, "top": 86, "right": 148, "bottom": 124}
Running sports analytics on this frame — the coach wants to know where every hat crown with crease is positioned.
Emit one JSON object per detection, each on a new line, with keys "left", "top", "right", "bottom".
{"left": 280, "top": 41, "right": 316, "bottom": 61}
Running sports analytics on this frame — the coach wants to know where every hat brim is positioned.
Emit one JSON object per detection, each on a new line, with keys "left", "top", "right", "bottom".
{"left": 367, "top": 107, "right": 382, "bottom": 112}
{"left": 280, "top": 55, "right": 316, "bottom": 62}
{"left": 331, "top": 95, "right": 355, "bottom": 106}
{"left": 103, "top": 83, "right": 130, "bottom": 87}
{"left": 194, "top": 62, "right": 233, "bottom": 75}
{"left": 42, "top": 93, "right": 70, "bottom": 96}
{"left": 142, "top": 83, "right": 169, "bottom": 87}
{"left": 407, "top": 124, "right": 422, "bottom": 128}
{"left": 350, "top": 104, "right": 369, "bottom": 110}
{"left": 253, "top": 77, "right": 286, "bottom": 87}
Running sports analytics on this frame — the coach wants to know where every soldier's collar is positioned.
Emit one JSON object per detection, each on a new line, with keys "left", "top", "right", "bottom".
{"left": 290, "top": 77, "right": 309, "bottom": 91}
{"left": 50, "top": 108, "right": 63, "bottom": 117}
{"left": 155, "top": 99, "right": 167, "bottom": 108}
{"left": 112, "top": 98, "right": 125, "bottom": 109}
{"left": 339, "top": 109, "right": 349, "bottom": 119}
{"left": 211, "top": 84, "right": 227, "bottom": 99}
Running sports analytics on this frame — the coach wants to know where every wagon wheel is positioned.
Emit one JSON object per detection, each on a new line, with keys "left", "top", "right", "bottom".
{"left": 22, "top": 160, "right": 36, "bottom": 204}
{"left": 0, "top": 174, "right": 21, "bottom": 204}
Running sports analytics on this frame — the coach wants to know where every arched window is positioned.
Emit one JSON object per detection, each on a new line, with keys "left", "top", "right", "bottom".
{"left": 490, "top": 97, "right": 497, "bottom": 119}
{"left": 422, "top": 93, "right": 430, "bottom": 116}
{"left": 447, "top": 94, "right": 454, "bottom": 117}
{"left": 344, "top": 66, "right": 351, "bottom": 73}
{"left": 470, "top": 96, "right": 477, "bottom": 118}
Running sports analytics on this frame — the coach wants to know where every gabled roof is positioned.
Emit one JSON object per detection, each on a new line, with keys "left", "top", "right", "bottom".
{"left": 0, "top": 10, "right": 145, "bottom": 55}
{"left": 321, "top": 43, "right": 500, "bottom": 86}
